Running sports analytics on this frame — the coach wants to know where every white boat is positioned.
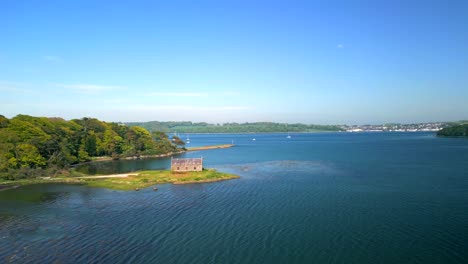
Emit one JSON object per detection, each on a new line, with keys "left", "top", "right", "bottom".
{"left": 285, "top": 124, "right": 292, "bottom": 138}
{"left": 252, "top": 138, "right": 256, "bottom": 141}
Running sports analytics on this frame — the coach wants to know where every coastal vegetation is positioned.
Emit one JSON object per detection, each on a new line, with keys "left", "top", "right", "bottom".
{"left": 126, "top": 121, "right": 343, "bottom": 133}
{"left": 0, "top": 169, "right": 239, "bottom": 191}
{"left": 0, "top": 115, "right": 184, "bottom": 180}
{"left": 437, "top": 124, "right": 468, "bottom": 137}
{"left": 83, "top": 169, "right": 239, "bottom": 190}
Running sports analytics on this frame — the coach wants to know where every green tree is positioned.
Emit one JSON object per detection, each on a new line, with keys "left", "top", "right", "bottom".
{"left": 437, "top": 124, "right": 468, "bottom": 137}
{"left": 0, "top": 115, "right": 9, "bottom": 128}
{"left": 83, "top": 132, "right": 98, "bottom": 156}
{"left": 16, "top": 144, "right": 47, "bottom": 168}
{"left": 101, "top": 130, "right": 124, "bottom": 156}
{"left": 0, "top": 115, "right": 178, "bottom": 180}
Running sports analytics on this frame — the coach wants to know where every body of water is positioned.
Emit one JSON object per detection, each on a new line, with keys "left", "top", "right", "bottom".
{"left": 1, "top": 132, "right": 468, "bottom": 263}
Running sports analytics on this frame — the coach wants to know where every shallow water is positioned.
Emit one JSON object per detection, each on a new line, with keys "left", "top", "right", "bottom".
{"left": 1, "top": 132, "right": 468, "bottom": 263}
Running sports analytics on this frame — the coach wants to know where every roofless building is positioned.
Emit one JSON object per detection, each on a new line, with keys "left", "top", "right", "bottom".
{"left": 171, "top": 157, "right": 203, "bottom": 172}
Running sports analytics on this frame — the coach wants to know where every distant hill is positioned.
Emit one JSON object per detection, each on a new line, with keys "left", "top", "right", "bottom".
{"left": 124, "top": 121, "right": 343, "bottom": 133}
{"left": 437, "top": 124, "right": 468, "bottom": 137}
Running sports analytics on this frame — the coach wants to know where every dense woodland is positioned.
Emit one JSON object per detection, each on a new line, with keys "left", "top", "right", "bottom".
{"left": 126, "top": 121, "right": 343, "bottom": 133}
{"left": 437, "top": 124, "right": 468, "bottom": 137}
{"left": 0, "top": 115, "right": 183, "bottom": 180}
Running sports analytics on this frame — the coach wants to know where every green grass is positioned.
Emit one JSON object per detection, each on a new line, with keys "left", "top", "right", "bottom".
{"left": 0, "top": 177, "right": 82, "bottom": 187}
{"left": 1, "top": 169, "right": 239, "bottom": 191}
{"left": 83, "top": 169, "right": 239, "bottom": 191}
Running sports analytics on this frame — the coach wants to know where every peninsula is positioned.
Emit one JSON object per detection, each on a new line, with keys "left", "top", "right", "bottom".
{"left": 0, "top": 114, "right": 235, "bottom": 184}
{"left": 187, "top": 144, "right": 233, "bottom": 151}
{"left": 81, "top": 169, "right": 239, "bottom": 190}
{"left": 0, "top": 169, "right": 239, "bottom": 191}
{"left": 437, "top": 124, "right": 468, "bottom": 137}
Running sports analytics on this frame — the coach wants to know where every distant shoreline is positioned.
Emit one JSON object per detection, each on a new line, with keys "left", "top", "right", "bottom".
{"left": 167, "top": 131, "right": 338, "bottom": 134}
{"left": 165, "top": 130, "right": 439, "bottom": 134}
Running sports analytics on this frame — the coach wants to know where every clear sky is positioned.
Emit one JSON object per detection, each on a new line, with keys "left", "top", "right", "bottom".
{"left": 1, "top": 0, "right": 467, "bottom": 124}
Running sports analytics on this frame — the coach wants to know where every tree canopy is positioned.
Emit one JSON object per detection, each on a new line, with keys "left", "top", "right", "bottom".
{"left": 0, "top": 115, "right": 181, "bottom": 180}
{"left": 437, "top": 124, "right": 468, "bottom": 137}
{"left": 125, "top": 121, "right": 343, "bottom": 133}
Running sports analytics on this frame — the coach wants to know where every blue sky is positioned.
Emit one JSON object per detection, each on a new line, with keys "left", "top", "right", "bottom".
{"left": 1, "top": 0, "right": 467, "bottom": 124}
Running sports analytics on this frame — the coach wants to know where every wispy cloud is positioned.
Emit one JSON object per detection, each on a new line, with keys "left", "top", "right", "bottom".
{"left": 43, "top": 55, "right": 62, "bottom": 62}
{"left": 146, "top": 91, "right": 240, "bottom": 97}
{"left": 147, "top": 92, "right": 208, "bottom": 97}
{"left": 57, "top": 84, "right": 124, "bottom": 94}
{"left": 0, "top": 81, "right": 34, "bottom": 93}
{"left": 337, "top": 44, "right": 344, "bottom": 49}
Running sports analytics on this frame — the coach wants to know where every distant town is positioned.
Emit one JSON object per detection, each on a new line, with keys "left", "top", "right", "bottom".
{"left": 341, "top": 122, "right": 448, "bottom": 132}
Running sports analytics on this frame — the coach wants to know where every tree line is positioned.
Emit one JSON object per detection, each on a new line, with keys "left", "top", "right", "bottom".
{"left": 125, "top": 121, "right": 343, "bottom": 133}
{"left": 0, "top": 115, "right": 184, "bottom": 180}
{"left": 437, "top": 124, "right": 468, "bottom": 137}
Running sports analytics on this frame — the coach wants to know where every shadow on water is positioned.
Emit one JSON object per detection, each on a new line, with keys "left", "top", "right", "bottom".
{"left": 0, "top": 184, "right": 68, "bottom": 203}
{"left": 216, "top": 160, "right": 341, "bottom": 180}
{"left": 74, "top": 157, "right": 172, "bottom": 175}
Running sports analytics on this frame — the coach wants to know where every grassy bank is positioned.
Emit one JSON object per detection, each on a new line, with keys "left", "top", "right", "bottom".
{"left": 0, "top": 169, "right": 239, "bottom": 191}
{"left": 83, "top": 169, "right": 239, "bottom": 190}
{"left": 0, "top": 177, "right": 82, "bottom": 188}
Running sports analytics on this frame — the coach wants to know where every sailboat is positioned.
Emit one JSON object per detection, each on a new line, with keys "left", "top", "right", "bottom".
{"left": 186, "top": 134, "right": 190, "bottom": 144}
{"left": 285, "top": 124, "right": 292, "bottom": 138}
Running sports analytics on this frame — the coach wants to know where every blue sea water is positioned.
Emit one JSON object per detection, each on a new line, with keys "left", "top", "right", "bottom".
{"left": 1, "top": 132, "right": 468, "bottom": 263}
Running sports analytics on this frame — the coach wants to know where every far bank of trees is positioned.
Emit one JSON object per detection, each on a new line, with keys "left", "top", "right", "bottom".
{"left": 126, "top": 121, "right": 344, "bottom": 133}
{"left": 0, "top": 115, "right": 182, "bottom": 180}
{"left": 437, "top": 124, "right": 468, "bottom": 137}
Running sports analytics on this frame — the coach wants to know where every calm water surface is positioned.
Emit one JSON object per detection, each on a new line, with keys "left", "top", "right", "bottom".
{"left": 1, "top": 132, "right": 468, "bottom": 263}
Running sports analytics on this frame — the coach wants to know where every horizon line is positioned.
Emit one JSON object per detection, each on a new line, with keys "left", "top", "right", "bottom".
{"left": 1, "top": 113, "right": 465, "bottom": 126}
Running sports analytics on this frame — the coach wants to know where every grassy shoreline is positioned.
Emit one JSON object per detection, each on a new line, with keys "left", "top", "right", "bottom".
{"left": 0, "top": 169, "right": 239, "bottom": 191}
{"left": 0, "top": 144, "right": 237, "bottom": 191}
{"left": 84, "top": 169, "right": 239, "bottom": 190}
